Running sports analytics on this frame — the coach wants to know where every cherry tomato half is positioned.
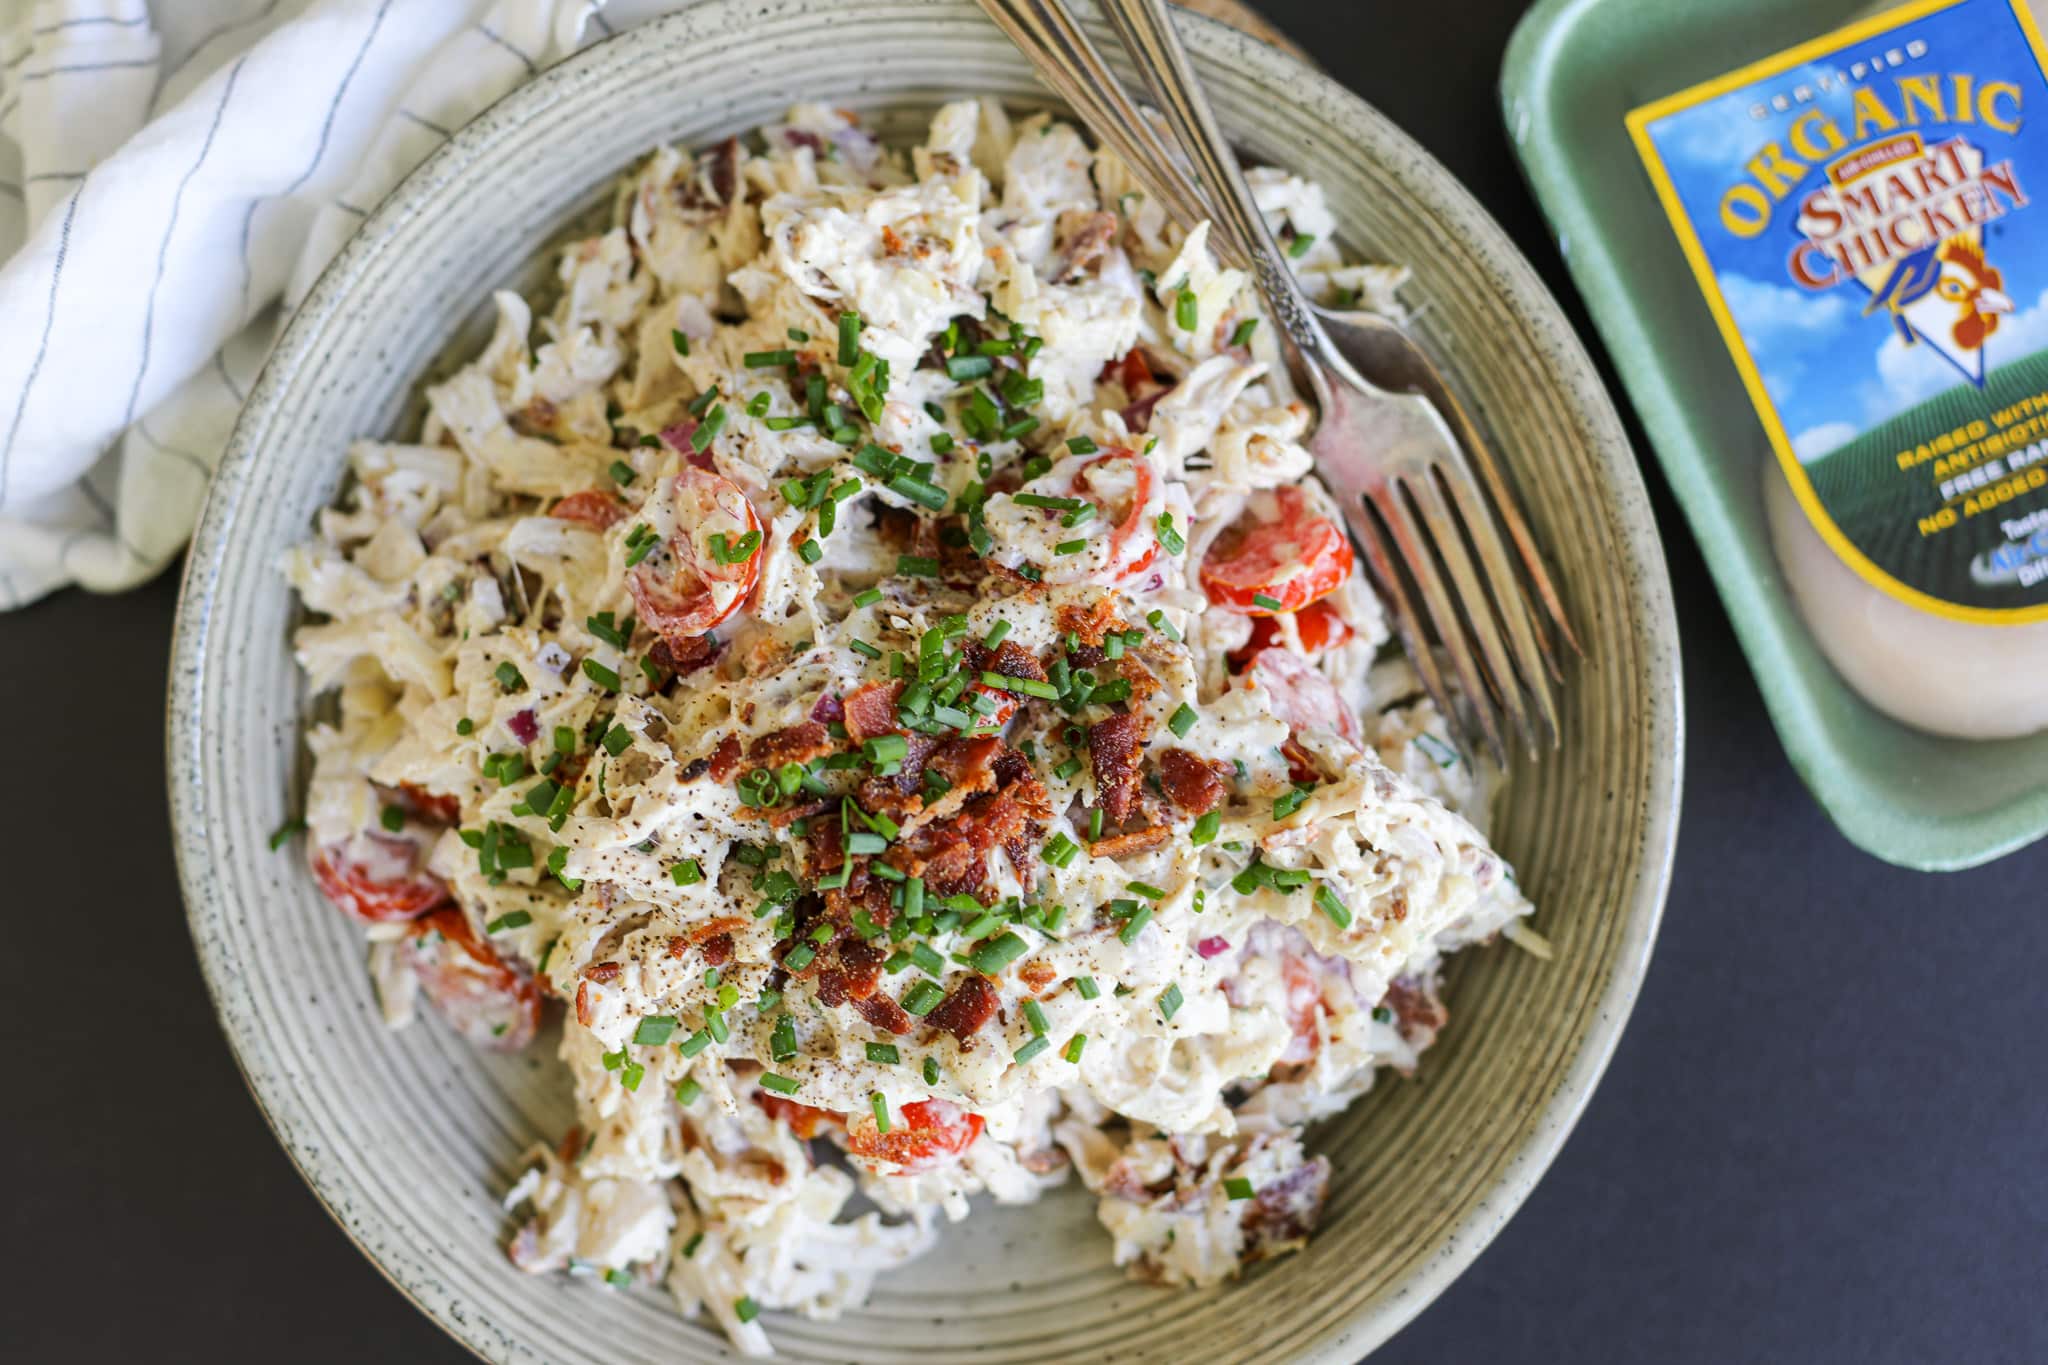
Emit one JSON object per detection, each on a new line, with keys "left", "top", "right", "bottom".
{"left": 845, "top": 1097, "right": 985, "bottom": 1170}
{"left": 405, "top": 906, "right": 544, "bottom": 1051}
{"left": 310, "top": 833, "right": 449, "bottom": 925}
{"left": 1244, "top": 646, "right": 1362, "bottom": 746}
{"left": 753, "top": 1093, "right": 845, "bottom": 1139}
{"left": 1200, "top": 486, "right": 1353, "bottom": 615}
{"left": 1228, "top": 600, "right": 1356, "bottom": 670}
{"left": 550, "top": 489, "right": 628, "bottom": 530}
{"left": 1073, "top": 449, "right": 1160, "bottom": 583}
{"left": 628, "top": 468, "right": 763, "bottom": 645}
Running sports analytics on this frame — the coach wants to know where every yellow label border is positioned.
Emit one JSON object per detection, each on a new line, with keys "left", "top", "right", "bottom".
{"left": 1625, "top": 0, "right": 2048, "bottom": 627}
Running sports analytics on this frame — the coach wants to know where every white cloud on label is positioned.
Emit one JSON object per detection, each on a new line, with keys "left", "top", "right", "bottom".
{"left": 1791, "top": 421, "right": 1858, "bottom": 462}
{"left": 1722, "top": 272, "right": 1850, "bottom": 346}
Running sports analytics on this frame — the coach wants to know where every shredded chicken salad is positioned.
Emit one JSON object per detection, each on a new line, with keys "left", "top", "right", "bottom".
{"left": 282, "top": 100, "right": 1544, "bottom": 1355}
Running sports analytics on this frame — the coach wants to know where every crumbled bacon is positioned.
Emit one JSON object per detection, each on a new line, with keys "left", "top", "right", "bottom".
{"left": 884, "top": 757, "right": 1050, "bottom": 897}
{"left": 706, "top": 734, "right": 742, "bottom": 782}
{"left": 1019, "top": 960, "right": 1057, "bottom": 993}
{"left": 574, "top": 980, "right": 593, "bottom": 1026}
{"left": 668, "top": 917, "right": 745, "bottom": 959}
{"left": 1055, "top": 597, "right": 1129, "bottom": 649}
{"left": 842, "top": 680, "right": 904, "bottom": 743}
{"left": 1051, "top": 209, "right": 1118, "bottom": 283}
{"left": 855, "top": 733, "right": 944, "bottom": 817}
{"left": 856, "top": 993, "right": 914, "bottom": 1035}
{"left": 648, "top": 632, "right": 724, "bottom": 676}
{"left": 816, "top": 937, "right": 886, "bottom": 1006}
{"left": 549, "top": 489, "right": 627, "bottom": 530}
{"left": 926, "top": 975, "right": 1000, "bottom": 1041}
{"left": 1241, "top": 1156, "right": 1332, "bottom": 1259}
{"left": 748, "top": 720, "right": 836, "bottom": 768}
{"left": 966, "top": 639, "right": 1049, "bottom": 684}
{"left": 1088, "top": 710, "right": 1147, "bottom": 824}
{"left": 1088, "top": 825, "right": 1171, "bottom": 858}
{"left": 1382, "top": 975, "right": 1448, "bottom": 1046}
{"left": 1156, "top": 748, "right": 1230, "bottom": 815}
{"left": 584, "top": 961, "right": 621, "bottom": 984}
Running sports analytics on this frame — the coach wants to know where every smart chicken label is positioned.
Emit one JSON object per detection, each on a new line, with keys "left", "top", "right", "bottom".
{"left": 1629, "top": 0, "right": 2048, "bottom": 620}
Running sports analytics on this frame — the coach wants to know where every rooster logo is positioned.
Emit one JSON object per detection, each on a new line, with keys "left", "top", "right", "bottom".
{"left": 1865, "top": 232, "right": 2015, "bottom": 388}
{"left": 1930, "top": 238, "right": 2015, "bottom": 352}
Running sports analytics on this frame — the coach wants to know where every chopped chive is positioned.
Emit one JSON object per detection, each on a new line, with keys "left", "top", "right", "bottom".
{"left": 838, "top": 311, "right": 862, "bottom": 365}
{"left": 871, "top": 1092, "right": 891, "bottom": 1132}
{"left": 1190, "top": 811, "right": 1221, "bottom": 845}
{"left": 969, "top": 933, "right": 1028, "bottom": 975}
{"left": 867, "top": 1042, "right": 901, "bottom": 1065}
{"left": 1053, "top": 538, "right": 1087, "bottom": 556}
{"left": 1063, "top": 1034, "right": 1087, "bottom": 1063}
{"left": 675, "top": 1077, "right": 702, "bottom": 1105}
{"left": 901, "top": 981, "right": 945, "bottom": 1016}
{"left": 1118, "top": 906, "right": 1153, "bottom": 944}
{"left": 852, "top": 588, "right": 883, "bottom": 608}
{"left": 923, "top": 1056, "right": 941, "bottom": 1084}
{"left": 743, "top": 349, "right": 796, "bottom": 368}
{"left": 1174, "top": 289, "right": 1198, "bottom": 332}
{"left": 379, "top": 803, "right": 405, "bottom": 833}
{"left": 1224, "top": 1176, "right": 1255, "bottom": 1200}
{"left": 671, "top": 328, "right": 690, "bottom": 356}
{"left": 1013, "top": 1036, "right": 1051, "bottom": 1063}
{"left": 1273, "top": 785, "right": 1312, "bottom": 819}
{"left": 677, "top": 1030, "right": 713, "bottom": 1057}
{"left": 1251, "top": 593, "right": 1285, "bottom": 611}
{"left": 495, "top": 661, "right": 524, "bottom": 692}
{"left": 1314, "top": 883, "right": 1354, "bottom": 929}
{"left": 454, "top": 718, "right": 474, "bottom": 736}
{"left": 944, "top": 354, "right": 993, "bottom": 381}
{"left": 897, "top": 555, "right": 940, "bottom": 577}
{"left": 634, "top": 1015, "right": 678, "bottom": 1045}
{"left": 1066, "top": 436, "right": 1098, "bottom": 455}
{"left": 1168, "top": 704, "right": 1197, "bottom": 738}
{"left": 770, "top": 1013, "right": 798, "bottom": 1062}
{"left": 1042, "top": 832, "right": 1080, "bottom": 867}
{"left": 1286, "top": 231, "right": 1317, "bottom": 258}
{"left": 1022, "top": 999, "right": 1048, "bottom": 1035}
{"left": 735, "top": 1295, "right": 761, "bottom": 1323}
{"left": 1128, "top": 881, "right": 1168, "bottom": 901}
{"left": 850, "top": 639, "right": 882, "bottom": 659}
{"left": 581, "top": 658, "right": 621, "bottom": 691}
{"left": 1075, "top": 975, "right": 1100, "bottom": 1000}
{"left": 670, "top": 859, "right": 703, "bottom": 886}
{"left": 888, "top": 474, "right": 950, "bottom": 511}
{"left": 485, "top": 910, "right": 532, "bottom": 933}
{"left": 1155, "top": 512, "right": 1186, "bottom": 555}
{"left": 1157, "top": 982, "right": 1183, "bottom": 1020}
{"left": 609, "top": 459, "right": 636, "bottom": 486}
{"left": 1229, "top": 317, "right": 1259, "bottom": 347}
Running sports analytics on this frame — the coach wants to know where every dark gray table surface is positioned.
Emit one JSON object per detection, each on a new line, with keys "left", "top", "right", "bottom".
{"left": 7, "top": 2, "right": 2045, "bottom": 1361}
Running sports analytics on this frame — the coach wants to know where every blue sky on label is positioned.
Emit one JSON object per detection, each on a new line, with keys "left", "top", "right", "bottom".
{"left": 1641, "top": 0, "right": 2048, "bottom": 460}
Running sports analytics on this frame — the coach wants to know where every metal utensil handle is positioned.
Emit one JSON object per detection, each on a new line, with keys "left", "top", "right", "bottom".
{"left": 974, "top": 0, "right": 1221, "bottom": 243}
{"left": 1095, "top": 0, "right": 1327, "bottom": 361}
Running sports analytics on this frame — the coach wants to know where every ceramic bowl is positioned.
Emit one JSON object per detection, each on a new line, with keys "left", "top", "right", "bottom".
{"left": 168, "top": 1, "right": 1681, "bottom": 1359}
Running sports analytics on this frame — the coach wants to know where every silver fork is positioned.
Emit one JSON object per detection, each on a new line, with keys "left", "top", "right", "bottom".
{"left": 976, "top": 0, "right": 1572, "bottom": 759}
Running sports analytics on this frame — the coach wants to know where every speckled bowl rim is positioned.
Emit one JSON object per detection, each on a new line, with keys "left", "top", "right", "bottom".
{"left": 167, "top": 4, "right": 1682, "bottom": 1360}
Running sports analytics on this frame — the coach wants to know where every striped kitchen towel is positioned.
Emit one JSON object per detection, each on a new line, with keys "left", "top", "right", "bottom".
{"left": 0, "top": 0, "right": 698, "bottom": 610}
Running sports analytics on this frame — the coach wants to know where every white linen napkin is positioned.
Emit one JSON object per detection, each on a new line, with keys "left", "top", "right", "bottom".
{"left": 0, "top": 0, "right": 696, "bottom": 609}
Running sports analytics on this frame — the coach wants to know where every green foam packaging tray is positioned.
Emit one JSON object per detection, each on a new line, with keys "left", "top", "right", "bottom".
{"left": 1501, "top": 0, "right": 2048, "bottom": 869}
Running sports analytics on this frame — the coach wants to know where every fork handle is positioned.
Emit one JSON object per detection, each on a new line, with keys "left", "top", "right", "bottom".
{"left": 974, "top": 0, "right": 1220, "bottom": 240}
{"left": 1094, "top": 0, "right": 1333, "bottom": 368}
